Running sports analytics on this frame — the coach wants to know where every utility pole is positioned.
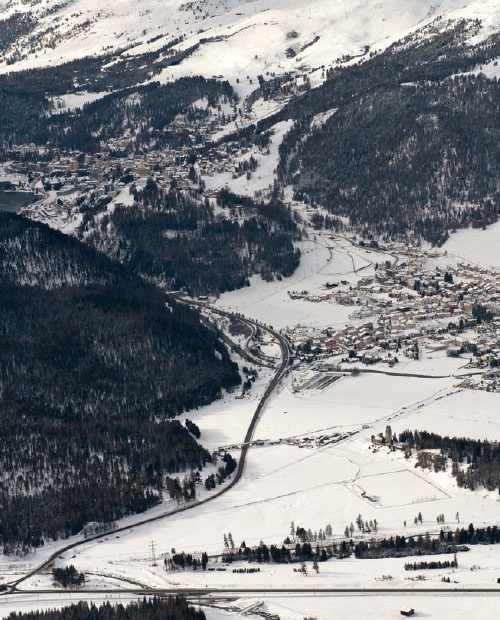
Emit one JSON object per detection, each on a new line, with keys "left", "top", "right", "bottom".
{"left": 150, "top": 540, "right": 157, "bottom": 567}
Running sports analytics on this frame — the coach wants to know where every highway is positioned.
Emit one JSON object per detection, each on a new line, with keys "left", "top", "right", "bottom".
{"left": 175, "top": 297, "right": 292, "bottom": 489}
{"left": 3, "top": 298, "right": 500, "bottom": 617}
{"left": 3, "top": 586, "right": 500, "bottom": 599}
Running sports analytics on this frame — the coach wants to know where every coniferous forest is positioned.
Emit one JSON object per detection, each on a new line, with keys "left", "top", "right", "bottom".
{"left": 0, "top": 212, "right": 241, "bottom": 553}
{"left": 400, "top": 430, "right": 500, "bottom": 493}
{"left": 82, "top": 181, "right": 301, "bottom": 296}
{"left": 1, "top": 9, "right": 499, "bottom": 563}
{"left": 1, "top": 23, "right": 497, "bottom": 249}
{"left": 0, "top": 74, "right": 235, "bottom": 152}
{"left": 268, "top": 22, "right": 500, "bottom": 243}
{"left": 4, "top": 597, "right": 205, "bottom": 620}
{"left": 0, "top": 64, "right": 299, "bottom": 553}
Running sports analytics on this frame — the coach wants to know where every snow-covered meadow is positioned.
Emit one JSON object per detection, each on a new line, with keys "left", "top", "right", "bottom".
{"left": 3, "top": 0, "right": 498, "bottom": 80}
{"left": 2, "top": 333, "right": 500, "bottom": 609}
{"left": 442, "top": 222, "right": 500, "bottom": 270}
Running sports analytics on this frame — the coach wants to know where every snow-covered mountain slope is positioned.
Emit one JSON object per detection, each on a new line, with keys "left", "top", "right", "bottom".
{"left": 0, "top": 0, "right": 498, "bottom": 89}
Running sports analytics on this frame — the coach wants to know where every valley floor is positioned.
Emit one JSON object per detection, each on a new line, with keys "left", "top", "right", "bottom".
{"left": 1, "top": 225, "right": 500, "bottom": 620}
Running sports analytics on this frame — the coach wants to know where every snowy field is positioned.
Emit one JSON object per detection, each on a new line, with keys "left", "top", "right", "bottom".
{"left": 228, "top": 591, "right": 500, "bottom": 620}
{"left": 1, "top": 1, "right": 499, "bottom": 618}
{"left": 3, "top": 0, "right": 498, "bottom": 86}
{"left": 3, "top": 360, "right": 499, "bottom": 591}
{"left": 215, "top": 233, "right": 389, "bottom": 328}
{"left": 389, "top": 389, "right": 500, "bottom": 441}
{"left": 3, "top": 586, "right": 500, "bottom": 620}
{"left": 4, "top": 546, "right": 500, "bottom": 620}
{"left": 3, "top": 591, "right": 500, "bottom": 620}
{"left": 353, "top": 470, "right": 449, "bottom": 507}
{"left": 442, "top": 221, "right": 500, "bottom": 269}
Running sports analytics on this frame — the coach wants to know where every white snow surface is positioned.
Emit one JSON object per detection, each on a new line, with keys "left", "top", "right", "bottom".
{"left": 1, "top": 225, "right": 498, "bottom": 620}
{"left": 442, "top": 221, "right": 500, "bottom": 269}
{"left": 204, "top": 120, "right": 293, "bottom": 195}
{"left": 2, "top": 347, "right": 500, "bottom": 616}
{"left": 215, "top": 232, "right": 390, "bottom": 328}
{"left": 50, "top": 92, "right": 109, "bottom": 114}
{"left": 1, "top": 0, "right": 499, "bottom": 89}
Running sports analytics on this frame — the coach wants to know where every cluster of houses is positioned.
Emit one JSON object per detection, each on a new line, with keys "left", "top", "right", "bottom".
{"left": 285, "top": 248, "right": 499, "bottom": 390}
{"left": 2, "top": 96, "right": 499, "bottom": 392}
{"left": 1, "top": 101, "right": 263, "bottom": 228}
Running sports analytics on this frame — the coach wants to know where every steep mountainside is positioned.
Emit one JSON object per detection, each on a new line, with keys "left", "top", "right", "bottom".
{"left": 81, "top": 183, "right": 301, "bottom": 296}
{"left": 0, "top": 212, "right": 240, "bottom": 552}
{"left": 0, "top": 1, "right": 498, "bottom": 250}
{"left": 0, "top": 0, "right": 498, "bottom": 81}
{"left": 273, "top": 23, "right": 500, "bottom": 244}
{"left": 0, "top": 209, "right": 117, "bottom": 286}
{"left": 0, "top": 75, "right": 236, "bottom": 151}
{"left": 0, "top": 0, "right": 498, "bottom": 254}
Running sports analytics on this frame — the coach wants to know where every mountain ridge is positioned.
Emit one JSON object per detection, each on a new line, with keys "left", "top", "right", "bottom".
{"left": 1, "top": 0, "right": 498, "bottom": 91}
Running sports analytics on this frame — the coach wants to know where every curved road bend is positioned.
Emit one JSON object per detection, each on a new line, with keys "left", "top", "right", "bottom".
{"left": 176, "top": 298, "right": 291, "bottom": 478}
{"left": 5, "top": 302, "right": 291, "bottom": 591}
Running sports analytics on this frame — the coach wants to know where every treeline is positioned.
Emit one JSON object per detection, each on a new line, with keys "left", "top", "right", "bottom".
{"left": 168, "top": 541, "right": 332, "bottom": 570}
{"left": 83, "top": 182, "right": 301, "bottom": 296}
{"left": 0, "top": 13, "right": 35, "bottom": 56}
{"left": 162, "top": 451, "right": 238, "bottom": 504}
{"left": 204, "top": 452, "right": 237, "bottom": 490}
{"left": 0, "top": 36, "right": 186, "bottom": 96}
{"left": 217, "top": 188, "right": 299, "bottom": 231}
{"left": 278, "top": 19, "right": 499, "bottom": 128}
{"left": 353, "top": 535, "right": 467, "bottom": 560}
{"left": 167, "top": 523, "right": 500, "bottom": 572}
{"left": 4, "top": 597, "right": 205, "bottom": 620}
{"left": 354, "top": 523, "right": 500, "bottom": 559}
{"left": 400, "top": 430, "right": 500, "bottom": 492}
{"left": 290, "top": 73, "right": 499, "bottom": 245}
{"left": 52, "top": 565, "right": 85, "bottom": 588}
{"left": 0, "top": 211, "right": 121, "bottom": 287}
{"left": 223, "top": 541, "right": 331, "bottom": 565}
{"left": 185, "top": 419, "right": 201, "bottom": 439}
{"left": 405, "top": 559, "right": 457, "bottom": 571}
{"left": 441, "top": 524, "right": 500, "bottom": 546}
{"left": 0, "top": 214, "right": 240, "bottom": 552}
{"left": 169, "top": 552, "right": 209, "bottom": 571}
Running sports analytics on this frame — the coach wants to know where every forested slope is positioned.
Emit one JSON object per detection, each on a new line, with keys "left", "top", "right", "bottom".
{"left": 0, "top": 212, "right": 240, "bottom": 553}
{"left": 4, "top": 597, "right": 205, "bottom": 620}
{"left": 82, "top": 182, "right": 301, "bottom": 296}
{"left": 0, "top": 74, "right": 235, "bottom": 152}
{"left": 271, "top": 22, "right": 500, "bottom": 244}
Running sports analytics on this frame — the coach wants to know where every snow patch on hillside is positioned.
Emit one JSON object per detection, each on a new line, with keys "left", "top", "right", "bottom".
{"left": 50, "top": 91, "right": 109, "bottom": 114}
{"left": 442, "top": 221, "right": 500, "bottom": 269}
{"left": 1, "top": 0, "right": 498, "bottom": 88}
